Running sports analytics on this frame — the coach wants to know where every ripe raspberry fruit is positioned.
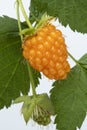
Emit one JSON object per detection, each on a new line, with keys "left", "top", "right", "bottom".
{"left": 22, "top": 24, "right": 70, "bottom": 80}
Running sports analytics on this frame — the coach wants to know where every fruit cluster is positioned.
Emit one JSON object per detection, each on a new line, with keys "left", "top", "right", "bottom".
{"left": 22, "top": 24, "right": 70, "bottom": 80}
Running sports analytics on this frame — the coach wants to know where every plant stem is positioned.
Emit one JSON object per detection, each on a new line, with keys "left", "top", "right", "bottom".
{"left": 27, "top": 62, "right": 37, "bottom": 97}
{"left": 68, "top": 52, "right": 79, "bottom": 65}
{"left": 16, "top": 0, "right": 37, "bottom": 97}
{"left": 16, "top": 1, "right": 23, "bottom": 41}
{"left": 17, "top": 0, "right": 33, "bottom": 29}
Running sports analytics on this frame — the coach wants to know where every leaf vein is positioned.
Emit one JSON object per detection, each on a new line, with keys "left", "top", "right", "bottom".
{"left": 0, "top": 56, "right": 22, "bottom": 98}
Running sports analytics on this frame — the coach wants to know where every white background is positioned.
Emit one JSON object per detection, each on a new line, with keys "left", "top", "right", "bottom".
{"left": 0, "top": 0, "right": 87, "bottom": 130}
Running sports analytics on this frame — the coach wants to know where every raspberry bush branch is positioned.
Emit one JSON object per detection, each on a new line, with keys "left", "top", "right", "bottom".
{"left": 16, "top": 0, "right": 37, "bottom": 97}
{"left": 16, "top": 0, "right": 23, "bottom": 41}
{"left": 68, "top": 52, "right": 79, "bottom": 65}
{"left": 17, "top": 0, "right": 32, "bottom": 29}
{"left": 27, "top": 62, "right": 37, "bottom": 97}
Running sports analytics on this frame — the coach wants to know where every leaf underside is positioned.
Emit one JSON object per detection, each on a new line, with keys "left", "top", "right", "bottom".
{"left": 29, "top": 0, "right": 87, "bottom": 33}
{"left": 50, "top": 54, "right": 87, "bottom": 130}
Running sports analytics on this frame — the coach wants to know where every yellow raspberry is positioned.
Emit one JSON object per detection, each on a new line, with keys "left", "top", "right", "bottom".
{"left": 22, "top": 24, "right": 70, "bottom": 80}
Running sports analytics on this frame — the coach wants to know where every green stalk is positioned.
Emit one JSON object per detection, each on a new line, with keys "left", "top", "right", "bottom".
{"left": 68, "top": 52, "right": 79, "bottom": 65}
{"left": 17, "top": 0, "right": 33, "bottom": 29}
{"left": 16, "top": 0, "right": 37, "bottom": 97}
{"left": 16, "top": 1, "right": 23, "bottom": 41}
{"left": 35, "top": 13, "right": 53, "bottom": 30}
{"left": 27, "top": 62, "right": 37, "bottom": 97}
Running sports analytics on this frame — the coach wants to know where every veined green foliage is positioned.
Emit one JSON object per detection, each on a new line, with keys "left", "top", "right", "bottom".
{"left": 0, "top": 16, "right": 41, "bottom": 109}
{"left": 29, "top": 0, "right": 87, "bottom": 33}
{"left": 50, "top": 54, "right": 87, "bottom": 130}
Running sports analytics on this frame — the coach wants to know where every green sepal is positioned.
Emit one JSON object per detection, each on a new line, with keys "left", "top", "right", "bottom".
{"left": 14, "top": 95, "right": 31, "bottom": 104}
{"left": 21, "top": 13, "right": 53, "bottom": 37}
{"left": 21, "top": 27, "right": 36, "bottom": 36}
{"left": 14, "top": 95, "right": 35, "bottom": 123}
{"left": 21, "top": 98, "right": 36, "bottom": 123}
{"left": 34, "top": 12, "right": 53, "bottom": 30}
{"left": 37, "top": 93, "right": 55, "bottom": 115}
{"left": 14, "top": 93, "right": 55, "bottom": 124}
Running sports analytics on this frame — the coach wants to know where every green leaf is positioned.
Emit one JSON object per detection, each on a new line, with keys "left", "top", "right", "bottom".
{"left": 50, "top": 54, "right": 87, "bottom": 130}
{"left": 78, "top": 53, "right": 87, "bottom": 68}
{"left": 29, "top": 0, "right": 87, "bottom": 33}
{"left": 0, "top": 16, "right": 41, "bottom": 109}
{"left": 0, "top": 16, "right": 18, "bottom": 34}
{"left": 0, "top": 16, "right": 30, "bottom": 109}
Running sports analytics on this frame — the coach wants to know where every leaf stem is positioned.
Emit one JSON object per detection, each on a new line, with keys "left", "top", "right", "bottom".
{"left": 16, "top": 1, "right": 23, "bottom": 41}
{"left": 17, "top": 0, "right": 33, "bottom": 29}
{"left": 68, "top": 52, "right": 79, "bottom": 65}
{"left": 16, "top": 1, "right": 37, "bottom": 97}
{"left": 27, "top": 62, "right": 37, "bottom": 97}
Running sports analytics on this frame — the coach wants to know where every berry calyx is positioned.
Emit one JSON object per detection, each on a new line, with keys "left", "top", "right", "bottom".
{"left": 22, "top": 24, "right": 70, "bottom": 80}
